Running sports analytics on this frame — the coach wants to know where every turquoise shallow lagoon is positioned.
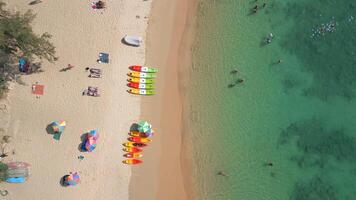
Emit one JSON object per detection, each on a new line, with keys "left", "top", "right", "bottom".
{"left": 189, "top": 0, "right": 356, "bottom": 199}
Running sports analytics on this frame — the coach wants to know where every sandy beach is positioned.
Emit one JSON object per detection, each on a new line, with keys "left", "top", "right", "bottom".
{"left": 0, "top": 0, "right": 151, "bottom": 199}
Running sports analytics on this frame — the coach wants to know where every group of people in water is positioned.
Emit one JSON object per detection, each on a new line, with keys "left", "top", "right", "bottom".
{"left": 251, "top": 0, "right": 267, "bottom": 14}
{"left": 228, "top": 69, "right": 244, "bottom": 88}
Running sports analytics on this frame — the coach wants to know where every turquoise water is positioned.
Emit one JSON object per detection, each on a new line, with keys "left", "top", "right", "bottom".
{"left": 189, "top": 0, "right": 356, "bottom": 199}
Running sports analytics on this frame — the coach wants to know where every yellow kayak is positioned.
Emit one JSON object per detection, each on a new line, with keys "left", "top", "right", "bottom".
{"left": 122, "top": 159, "right": 142, "bottom": 165}
{"left": 128, "top": 89, "right": 155, "bottom": 96}
{"left": 124, "top": 152, "right": 143, "bottom": 158}
{"left": 129, "top": 131, "right": 154, "bottom": 137}
{"left": 128, "top": 78, "right": 155, "bottom": 84}
{"left": 128, "top": 72, "right": 157, "bottom": 79}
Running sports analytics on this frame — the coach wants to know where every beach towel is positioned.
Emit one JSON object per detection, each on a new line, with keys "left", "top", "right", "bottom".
{"left": 6, "top": 177, "right": 25, "bottom": 183}
{"left": 98, "top": 53, "right": 109, "bottom": 63}
{"left": 32, "top": 84, "right": 44, "bottom": 95}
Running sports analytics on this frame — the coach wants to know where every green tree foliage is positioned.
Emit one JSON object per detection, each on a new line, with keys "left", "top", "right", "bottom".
{"left": 0, "top": 1, "right": 57, "bottom": 96}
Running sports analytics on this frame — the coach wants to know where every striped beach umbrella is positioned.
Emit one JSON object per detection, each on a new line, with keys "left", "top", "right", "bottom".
{"left": 64, "top": 172, "right": 80, "bottom": 186}
{"left": 51, "top": 120, "right": 66, "bottom": 133}
{"left": 84, "top": 130, "right": 98, "bottom": 152}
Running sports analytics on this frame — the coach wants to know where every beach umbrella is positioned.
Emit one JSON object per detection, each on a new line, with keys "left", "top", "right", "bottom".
{"left": 64, "top": 172, "right": 80, "bottom": 186}
{"left": 137, "top": 120, "right": 152, "bottom": 133}
{"left": 51, "top": 121, "right": 66, "bottom": 141}
{"left": 84, "top": 130, "right": 98, "bottom": 152}
{"left": 51, "top": 120, "right": 66, "bottom": 133}
{"left": 87, "top": 130, "right": 98, "bottom": 138}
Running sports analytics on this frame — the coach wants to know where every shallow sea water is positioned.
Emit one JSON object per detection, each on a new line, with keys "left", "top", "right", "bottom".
{"left": 189, "top": 0, "right": 356, "bottom": 199}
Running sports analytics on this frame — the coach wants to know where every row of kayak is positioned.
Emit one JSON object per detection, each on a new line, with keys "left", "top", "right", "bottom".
{"left": 122, "top": 131, "right": 154, "bottom": 165}
{"left": 126, "top": 66, "right": 157, "bottom": 96}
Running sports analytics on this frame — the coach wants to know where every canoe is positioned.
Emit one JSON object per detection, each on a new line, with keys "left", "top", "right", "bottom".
{"left": 122, "top": 159, "right": 142, "bottom": 165}
{"left": 128, "top": 72, "right": 156, "bottom": 79}
{"left": 123, "top": 147, "right": 142, "bottom": 153}
{"left": 128, "top": 137, "right": 152, "bottom": 143}
{"left": 130, "top": 65, "right": 158, "bottom": 73}
{"left": 123, "top": 142, "right": 147, "bottom": 148}
{"left": 128, "top": 78, "right": 155, "bottom": 84}
{"left": 127, "top": 82, "right": 155, "bottom": 89}
{"left": 123, "top": 36, "right": 142, "bottom": 47}
{"left": 123, "top": 152, "right": 143, "bottom": 158}
{"left": 128, "top": 89, "right": 155, "bottom": 96}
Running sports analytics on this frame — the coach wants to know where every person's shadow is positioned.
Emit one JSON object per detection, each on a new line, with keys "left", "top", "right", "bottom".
{"left": 29, "top": 0, "right": 42, "bottom": 5}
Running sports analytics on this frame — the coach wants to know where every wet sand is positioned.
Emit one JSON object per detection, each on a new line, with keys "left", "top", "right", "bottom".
{"left": 129, "top": 0, "right": 198, "bottom": 199}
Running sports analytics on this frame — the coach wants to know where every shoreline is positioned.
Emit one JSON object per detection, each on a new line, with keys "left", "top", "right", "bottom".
{"left": 130, "top": 0, "right": 199, "bottom": 199}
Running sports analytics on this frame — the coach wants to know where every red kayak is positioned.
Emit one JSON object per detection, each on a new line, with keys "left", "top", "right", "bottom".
{"left": 123, "top": 147, "right": 142, "bottom": 153}
{"left": 129, "top": 65, "right": 158, "bottom": 73}
{"left": 128, "top": 137, "right": 152, "bottom": 143}
{"left": 127, "top": 82, "right": 154, "bottom": 89}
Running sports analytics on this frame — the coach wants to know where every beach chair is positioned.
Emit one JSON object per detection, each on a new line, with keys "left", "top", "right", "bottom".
{"left": 83, "top": 86, "right": 100, "bottom": 97}
{"left": 89, "top": 68, "right": 102, "bottom": 78}
{"left": 98, "top": 53, "right": 109, "bottom": 63}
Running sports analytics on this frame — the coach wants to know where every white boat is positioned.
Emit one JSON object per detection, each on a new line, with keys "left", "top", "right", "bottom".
{"left": 123, "top": 35, "right": 142, "bottom": 47}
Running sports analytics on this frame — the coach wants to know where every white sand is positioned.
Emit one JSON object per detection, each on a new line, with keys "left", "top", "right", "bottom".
{"left": 0, "top": 0, "right": 151, "bottom": 199}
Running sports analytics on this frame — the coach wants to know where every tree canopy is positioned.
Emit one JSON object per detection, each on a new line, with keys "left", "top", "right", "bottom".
{"left": 0, "top": 1, "right": 57, "bottom": 96}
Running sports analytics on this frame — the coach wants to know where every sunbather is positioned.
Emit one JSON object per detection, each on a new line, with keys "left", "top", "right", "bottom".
{"left": 90, "top": 68, "right": 102, "bottom": 74}
{"left": 88, "top": 68, "right": 102, "bottom": 78}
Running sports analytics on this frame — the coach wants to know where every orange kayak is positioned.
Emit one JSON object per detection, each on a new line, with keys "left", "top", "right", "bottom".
{"left": 123, "top": 159, "right": 142, "bottom": 165}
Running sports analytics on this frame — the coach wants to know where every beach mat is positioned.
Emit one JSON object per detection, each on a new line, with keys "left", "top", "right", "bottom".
{"left": 32, "top": 84, "right": 44, "bottom": 95}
